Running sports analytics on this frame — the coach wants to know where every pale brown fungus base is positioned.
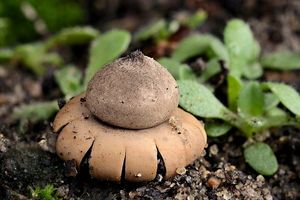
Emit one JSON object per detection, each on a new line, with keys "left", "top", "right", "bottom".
{"left": 53, "top": 94, "right": 207, "bottom": 182}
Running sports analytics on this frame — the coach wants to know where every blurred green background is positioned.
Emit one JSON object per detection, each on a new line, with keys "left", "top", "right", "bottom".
{"left": 0, "top": 0, "right": 85, "bottom": 46}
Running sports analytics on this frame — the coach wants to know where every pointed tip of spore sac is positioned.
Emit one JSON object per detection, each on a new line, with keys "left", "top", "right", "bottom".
{"left": 124, "top": 50, "right": 145, "bottom": 63}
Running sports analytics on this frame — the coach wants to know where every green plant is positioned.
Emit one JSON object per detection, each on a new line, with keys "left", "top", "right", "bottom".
{"left": 0, "top": 0, "right": 85, "bottom": 45}
{"left": 8, "top": 12, "right": 203, "bottom": 127}
{"left": 160, "top": 19, "right": 300, "bottom": 176}
{"left": 135, "top": 10, "right": 207, "bottom": 42}
{"left": 55, "top": 29, "right": 131, "bottom": 97}
{"left": 12, "top": 101, "right": 59, "bottom": 134}
{"left": 30, "top": 184, "right": 60, "bottom": 200}
{"left": 11, "top": 28, "right": 131, "bottom": 128}
{"left": 7, "top": 11, "right": 203, "bottom": 128}
{"left": 7, "top": 26, "right": 102, "bottom": 131}
{"left": 0, "top": 26, "right": 100, "bottom": 76}
{"left": 6, "top": 13, "right": 300, "bottom": 176}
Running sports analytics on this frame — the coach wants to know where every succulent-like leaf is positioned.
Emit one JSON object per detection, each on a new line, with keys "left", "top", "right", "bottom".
{"left": 135, "top": 19, "right": 167, "bottom": 41}
{"left": 47, "top": 26, "right": 99, "bottom": 47}
{"left": 244, "top": 142, "right": 278, "bottom": 176}
{"left": 243, "top": 62, "right": 263, "bottom": 79}
{"left": 264, "top": 93, "right": 280, "bottom": 111}
{"left": 261, "top": 51, "right": 300, "bottom": 70}
{"left": 266, "top": 82, "right": 300, "bottom": 116}
{"left": 206, "top": 122, "right": 232, "bottom": 137}
{"left": 182, "top": 10, "right": 207, "bottom": 29}
{"left": 172, "top": 34, "right": 229, "bottom": 62}
{"left": 224, "top": 19, "right": 256, "bottom": 61}
{"left": 158, "top": 58, "right": 196, "bottom": 80}
{"left": 12, "top": 101, "right": 58, "bottom": 123}
{"left": 15, "top": 43, "right": 62, "bottom": 76}
{"left": 238, "top": 81, "right": 264, "bottom": 117}
{"left": 178, "top": 80, "right": 232, "bottom": 120}
{"left": 227, "top": 74, "right": 243, "bottom": 111}
{"left": 264, "top": 107, "right": 289, "bottom": 127}
{"left": 224, "top": 19, "right": 256, "bottom": 77}
{"left": 199, "top": 58, "right": 221, "bottom": 82}
{"left": 54, "top": 66, "right": 83, "bottom": 97}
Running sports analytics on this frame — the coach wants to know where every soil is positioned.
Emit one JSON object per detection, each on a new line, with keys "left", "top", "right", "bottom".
{"left": 1, "top": 0, "right": 300, "bottom": 199}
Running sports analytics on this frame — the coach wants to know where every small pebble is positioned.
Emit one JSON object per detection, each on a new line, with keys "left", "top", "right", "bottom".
{"left": 57, "top": 185, "right": 69, "bottom": 198}
{"left": 208, "top": 176, "right": 221, "bottom": 189}
{"left": 187, "top": 195, "right": 194, "bottom": 200}
{"left": 38, "top": 139, "right": 49, "bottom": 152}
{"left": 209, "top": 144, "right": 219, "bottom": 156}
{"left": 128, "top": 191, "right": 137, "bottom": 198}
{"left": 156, "top": 174, "right": 163, "bottom": 182}
{"left": 0, "top": 133, "right": 10, "bottom": 153}
{"left": 256, "top": 175, "right": 265, "bottom": 183}
{"left": 176, "top": 167, "right": 187, "bottom": 175}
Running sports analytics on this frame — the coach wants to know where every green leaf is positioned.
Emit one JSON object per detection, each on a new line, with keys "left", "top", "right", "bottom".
{"left": 227, "top": 74, "right": 243, "bottom": 111}
{"left": 206, "top": 122, "right": 232, "bottom": 137}
{"left": 158, "top": 58, "right": 196, "bottom": 80}
{"left": 172, "top": 34, "right": 229, "bottom": 62}
{"left": 252, "top": 40, "right": 261, "bottom": 61}
{"left": 84, "top": 29, "right": 131, "bottom": 86}
{"left": 228, "top": 58, "right": 247, "bottom": 78}
{"left": 224, "top": 19, "right": 256, "bottom": 76}
{"left": 243, "top": 62, "right": 263, "bottom": 79}
{"left": 199, "top": 58, "right": 221, "bottom": 82}
{"left": 224, "top": 19, "right": 255, "bottom": 61}
{"left": 264, "top": 93, "right": 280, "bottom": 111}
{"left": 178, "top": 65, "right": 197, "bottom": 80}
{"left": 54, "top": 66, "right": 83, "bottom": 97}
{"left": 165, "top": 21, "right": 180, "bottom": 39}
{"left": 135, "top": 19, "right": 167, "bottom": 41}
{"left": 136, "top": 19, "right": 164, "bottom": 40}
{"left": 12, "top": 101, "right": 58, "bottom": 123}
{"left": 182, "top": 10, "right": 207, "bottom": 29}
{"left": 15, "top": 43, "right": 62, "bottom": 76}
{"left": 171, "top": 34, "right": 206, "bottom": 62}
{"left": 206, "top": 36, "right": 229, "bottom": 62}
{"left": 266, "top": 82, "right": 300, "bottom": 116}
{"left": 238, "top": 81, "right": 264, "bottom": 117}
{"left": 47, "top": 26, "right": 99, "bottom": 48}
{"left": 244, "top": 142, "right": 278, "bottom": 176}
{"left": 178, "top": 80, "right": 232, "bottom": 120}
{"left": 264, "top": 107, "right": 289, "bottom": 127}
{"left": 261, "top": 51, "right": 300, "bottom": 70}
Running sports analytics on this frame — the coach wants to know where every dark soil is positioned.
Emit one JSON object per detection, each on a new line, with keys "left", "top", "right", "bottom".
{"left": 1, "top": 0, "right": 300, "bottom": 199}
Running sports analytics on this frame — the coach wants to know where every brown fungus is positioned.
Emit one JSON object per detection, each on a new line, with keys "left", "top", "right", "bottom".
{"left": 53, "top": 52, "right": 207, "bottom": 182}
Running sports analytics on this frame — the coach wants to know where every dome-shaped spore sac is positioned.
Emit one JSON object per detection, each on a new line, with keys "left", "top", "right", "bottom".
{"left": 86, "top": 51, "right": 179, "bottom": 129}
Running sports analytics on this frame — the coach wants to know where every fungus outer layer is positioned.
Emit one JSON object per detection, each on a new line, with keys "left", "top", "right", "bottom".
{"left": 86, "top": 51, "right": 179, "bottom": 129}
{"left": 54, "top": 94, "right": 207, "bottom": 182}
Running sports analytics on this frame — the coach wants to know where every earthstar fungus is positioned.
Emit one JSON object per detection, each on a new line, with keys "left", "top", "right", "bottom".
{"left": 53, "top": 51, "right": 207, "bottom": 182}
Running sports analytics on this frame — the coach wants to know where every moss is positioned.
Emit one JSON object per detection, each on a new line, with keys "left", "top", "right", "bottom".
{"left": 30, "top": 184, "right": 60, "bottom": 200}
